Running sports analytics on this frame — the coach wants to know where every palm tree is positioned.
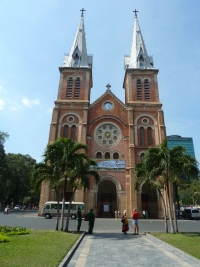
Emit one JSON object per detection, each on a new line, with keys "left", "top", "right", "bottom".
{"left": 64, "top": 157, "right": 100, "bottom": 232}
{"left": 168, "top": 148, "right": 199, "bottom": 232}
{"left": 135, "top": 139, "right": 198, "bottom": 233}
{"left": 31, "top": 163, "right": 61, "bottom": 230}
{"left": 44, "top": 138, "right": 88, "bottom": 230}
{"left": 134, "top": 162, "right": 168, "bottom": 233}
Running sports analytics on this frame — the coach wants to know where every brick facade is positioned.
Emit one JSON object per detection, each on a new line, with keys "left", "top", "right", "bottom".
{"left": 38, "top": 16, "right": 166, "bottom": 219}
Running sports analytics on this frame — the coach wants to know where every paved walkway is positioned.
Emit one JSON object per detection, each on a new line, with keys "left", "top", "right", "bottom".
{"left": 67, "top": 233, "right": 200, "bottom": 267}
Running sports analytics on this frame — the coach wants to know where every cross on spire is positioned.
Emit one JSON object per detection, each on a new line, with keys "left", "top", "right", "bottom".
{"left": 80, "top": 8, "right": 86, "bottom": 16}
{"left": 133, "top": 9, "right": 139, "bottom": 17}
{"left": 106, "top": 83, "right": 111, "bottom": 91}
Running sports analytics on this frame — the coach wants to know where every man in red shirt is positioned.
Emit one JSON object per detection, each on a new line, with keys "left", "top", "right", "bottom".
{"left": 132, "top": 208, "right": 139, "bottom": 235}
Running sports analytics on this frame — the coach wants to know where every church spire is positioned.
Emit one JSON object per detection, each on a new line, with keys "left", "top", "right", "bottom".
{"left": 124, "top": 11, "right": 154, "bottom": 69}
{"left": 62, "top": 9, "right": 93, "bottom": 68}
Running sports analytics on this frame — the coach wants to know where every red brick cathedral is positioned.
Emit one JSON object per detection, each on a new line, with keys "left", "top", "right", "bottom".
{"left": 39, "top": 11, "right": 166, "bottom": 218}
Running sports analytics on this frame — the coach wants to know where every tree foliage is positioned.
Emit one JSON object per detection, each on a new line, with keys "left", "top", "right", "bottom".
{"left": 3, "top": 153, "right": 36, "bottom": 206}
{"left": 134, "top": 139, "right": 199, "bottom": 233}
{"left": 33, "top": 137, "right": 100, "bottom": 231}
{"left": 179, "top": 178, "right": 200, "bottom": 205}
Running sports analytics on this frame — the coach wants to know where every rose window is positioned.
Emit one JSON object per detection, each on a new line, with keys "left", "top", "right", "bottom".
{"left": 95, "top": 123, "right": 121, "bottom": 147}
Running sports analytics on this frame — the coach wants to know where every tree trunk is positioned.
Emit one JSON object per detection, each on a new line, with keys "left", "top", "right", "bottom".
{"left": 166, "top": 178, "right": 175, "bottom": 233}
{"left": 172, "top": 183, "right": 179, "bottom": 233}
{"left": 157, "top": 188, "right": 168, "bottom": 233}
{"left": 60, "top": 176, "right": 67, "bottom": 230}
{"left": 65, "top": 187, "right": 77, "bottom": 232}
{"left": 55, "top": 189, "right": 60, "bottom": 231}
{"left": 175, "top": 184, "right": 180, "bottom": 213}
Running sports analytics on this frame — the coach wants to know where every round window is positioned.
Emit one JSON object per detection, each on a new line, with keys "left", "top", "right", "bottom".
{"left": 94, "top": 123, "right": 121, "bottom": 147}
{"left": 68, "top": 116, "right": 74, "bottom": 122}
{"left": 142, "top": 118, "right": 149, "bottom": 124}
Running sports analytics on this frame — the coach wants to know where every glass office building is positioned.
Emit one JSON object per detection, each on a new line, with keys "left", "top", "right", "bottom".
{"left": 167, "top": 135, "right": 196, "bottom": 159}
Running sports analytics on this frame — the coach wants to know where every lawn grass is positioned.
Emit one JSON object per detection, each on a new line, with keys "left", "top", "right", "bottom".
{"left": 152, "top": 232, "right": 200, "bottom": 260}
{"left": 0, "top": 230, "right": 80, "bottom": 267}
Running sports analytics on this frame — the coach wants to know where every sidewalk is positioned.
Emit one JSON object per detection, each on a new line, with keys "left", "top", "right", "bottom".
{"left": 66, "top": 233, "right": 200, "bottom": 267}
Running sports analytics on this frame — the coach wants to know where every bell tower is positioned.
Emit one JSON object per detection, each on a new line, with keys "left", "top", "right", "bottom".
{"left": 48, "top": 9, "right": 93, "bottom": 145}
{"left": 123, "top": 11, "right": 166, "bottom": 217}
{"left": 39, "top": 10, "right": 92, "bottom": 211}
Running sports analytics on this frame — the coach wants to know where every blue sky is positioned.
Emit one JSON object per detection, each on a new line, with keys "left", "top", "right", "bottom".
{"left": 0, "top": 0, "right": 200, "bottom": 164}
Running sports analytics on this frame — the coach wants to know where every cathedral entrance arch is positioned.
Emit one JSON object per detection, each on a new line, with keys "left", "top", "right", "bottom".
{"left": 97, "top": 179, "right": 117, "bottom": 218}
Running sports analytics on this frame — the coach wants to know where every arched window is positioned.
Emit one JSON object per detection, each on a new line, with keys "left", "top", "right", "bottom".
{"left": 105, "top": 152, "right": 110, "bottom": 159}
{"left": 137, "top": 79, "right": 142, "bottom": 100}
{"left": 71, "top": 125, "right": 76, "bottom": 140}
{"left": 73, "top": 53, "right": 79, "bottom": 66}
{"left": 139, "top": 55, "right": 144, "bottom": 68}
{"left": 66, "top": 78, "right": 73, "bottom": 98}
{"left": 113, "top": 152, "right": 119, "bottom": 159}
{"left": 63, "top": 125, "right": 69, "bottom": 138}
{"left": 140, "top": 153, "right": 145, "bottom": 160}
{"left": 144, "top": 79, "right": 150, "bottom": 100}
{"left": 74, "top": 78, "right": 80, "bottom": 98}
{"left": 96, "top": 152, "right": 102, "bottom": 159}
{"left": 140, "top": 127, "right": 145, "bottom": 145}
{"left": 147, "top": 127, "right": 153, "bottom": 145}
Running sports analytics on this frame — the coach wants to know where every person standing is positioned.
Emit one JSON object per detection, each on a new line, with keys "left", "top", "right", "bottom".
{"left": 145, "top": 210, "right": 149, "bottom": 219}
{"left": 115, "top": 210, "right": 117, "bottom": 219}
{"left": 77, "top": 208, "right": 82, "bottom": 231}
{"left": 88, "top": 208, "right": 95, "bottom": 234}
{"left": 143, "top": 210, "right": 146, "bottom": 219}
{"left": 132, "top": 208, "right": 139, "bottom": 235}
{"left": 118, "top": 210, "right": 120, "bottom": 218}
{"left": 121, "top": 210, "right": 129, "bottom": 234}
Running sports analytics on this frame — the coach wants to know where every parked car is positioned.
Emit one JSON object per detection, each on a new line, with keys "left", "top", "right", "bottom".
{"left": 182, "top": 208, "right": 200, "bottom": 220}
{"left": 14, "top": 205, "right": 21, "bottom": 211}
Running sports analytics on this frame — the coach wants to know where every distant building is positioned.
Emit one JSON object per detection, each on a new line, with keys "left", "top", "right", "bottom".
{"left": 167, "top": 135, "right": 196, "bottom": 159}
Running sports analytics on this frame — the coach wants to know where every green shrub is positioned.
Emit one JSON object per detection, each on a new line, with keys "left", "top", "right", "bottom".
{"left": 0, "top": 226, "right": 30, "bottom": 235}
{"left": 0, "top": 233, "right": 10, "bottom": 243}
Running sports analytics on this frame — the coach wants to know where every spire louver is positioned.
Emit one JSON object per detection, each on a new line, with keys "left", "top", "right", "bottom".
{"left": 124, "top": 15, "right": 154, "bottom": 69}
{"left": 62, "top": 15, "right": 93, "bottom": 68}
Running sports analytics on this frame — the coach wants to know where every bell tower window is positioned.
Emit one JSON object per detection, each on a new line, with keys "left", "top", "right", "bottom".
{"left": 73, "top": 53, "right": 79, "bottom": 66}
{"left": 67, "top": 78, "right": 73, "bottom": 98}
{"left": 71, "top": 125, "right": 76, "bottom": 140}
{"left": 63, "top": 125, "right": 69, "bottom": 138}
{"left": 139, "top": 55, "right": 144, "bottom": 69}
{"left": 74, "top": 78, "right": 80, "bottom": 98}
{"left": 147, "top": 127, "right": 152, "bottom": 145}
{"left": 140, "top": 127, "right": 145, "bottom": 145}
{"left": 137, "top": 79, "right": 142, "bottom": 100}
{"left": 144, "top": 79, "right": 150, "bottom": 100}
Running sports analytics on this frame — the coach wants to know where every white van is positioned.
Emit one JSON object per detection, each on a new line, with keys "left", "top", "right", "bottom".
{"left": 41, "top": 201, "right": 85, "bottom": 219}
{"left": 182, "top": 208, "right": 200, "bottom": 220}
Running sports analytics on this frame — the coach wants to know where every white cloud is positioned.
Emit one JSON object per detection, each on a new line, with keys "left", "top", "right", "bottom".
{"left": 11, "top": 106, "right": 19, "bottom": 111}
{"left": 22, "top": 97, "right": 40, "bottom": 107}
{"left": 0, "top": 99, "right": 5, "bottom": 110}
{"left": 22, "top": 98, "right": 31, "bottom": 107}
{"left": 32, "top": 99, "right": 40, "bottom": 105}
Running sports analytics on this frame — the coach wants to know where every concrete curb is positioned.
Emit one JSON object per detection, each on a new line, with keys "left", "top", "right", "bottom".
{"left": 145, "top": 233, "right": 200, "bottom": 265}
{"left": 58, "top": 231, "right": 86, "bottom": 267}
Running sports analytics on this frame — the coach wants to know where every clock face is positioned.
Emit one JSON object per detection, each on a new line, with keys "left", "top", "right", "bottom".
{"left": 104, "top": 102, "right": 113, "bottom": 111}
